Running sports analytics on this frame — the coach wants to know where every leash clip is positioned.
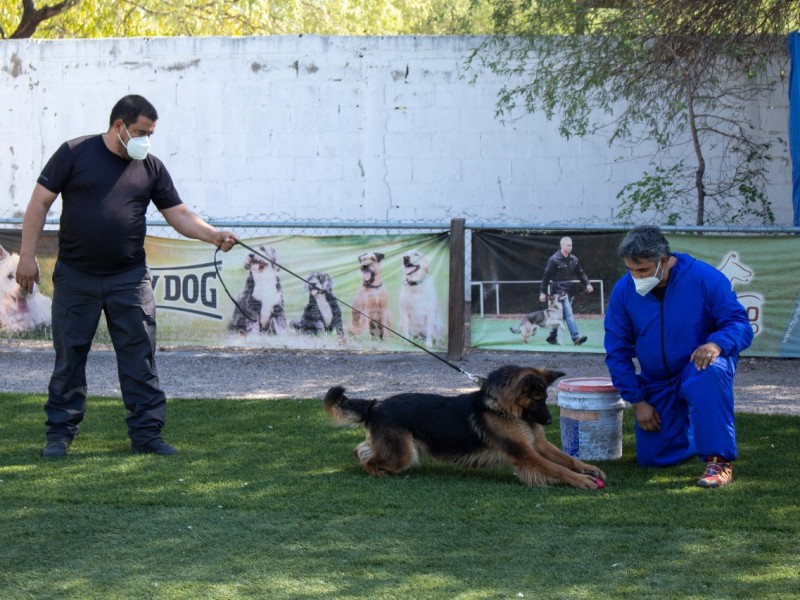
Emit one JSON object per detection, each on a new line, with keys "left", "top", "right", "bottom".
{"left": 466, "top": 372, "right": 486, "bottom": 388}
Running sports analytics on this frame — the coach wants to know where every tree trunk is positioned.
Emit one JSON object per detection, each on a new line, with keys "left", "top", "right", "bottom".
{"left": 685, "top": 88, "right": 706, "bottom": 226}
{"left": 10, "top": 0, "right": 80, "bottom": 39}
{"left": 695, "top": 159, "right": 706, "bottom": 226}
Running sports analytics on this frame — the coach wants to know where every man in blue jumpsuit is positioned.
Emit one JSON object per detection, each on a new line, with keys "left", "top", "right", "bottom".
{"left": 604, "top": 226, "right": 753, "bottom": 488}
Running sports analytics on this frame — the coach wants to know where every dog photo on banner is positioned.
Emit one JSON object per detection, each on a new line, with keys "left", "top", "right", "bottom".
{"left": 0, "top": 231, "right": 58, "bottom": 340}
{"left": 141, "top": 232, "right": 450, "bottom": 351}
{"left": 0, "top": 244, "right": 52, "bottom": 336}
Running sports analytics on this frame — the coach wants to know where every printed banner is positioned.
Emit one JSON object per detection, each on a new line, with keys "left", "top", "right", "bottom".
{"left": 470, "top": 231, "right": 623, "bottom": 353}
{"left": 470, "top": 231, "right": 800, "bottom": 358}
{"left": 668, "top": 234, "right": 800, "bottom": 358}
{"left": 0, "top": 230, "right": 450, "bottom": 352}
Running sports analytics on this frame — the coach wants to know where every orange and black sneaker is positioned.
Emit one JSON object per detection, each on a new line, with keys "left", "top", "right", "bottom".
{"left": 697, "top": 457, "right": 733, "bottom": 488}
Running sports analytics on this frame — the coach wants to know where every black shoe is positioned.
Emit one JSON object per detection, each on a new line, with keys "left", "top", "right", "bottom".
{"left": 132, "top": 439, "right": 179, "bottom": 455}
{"left": 573, "top": 336, "right": 588, "bottom": 346}
{"left": 546, "top": 331, "right": 559, "bottom": 345}
{"left": 42, "top": 438, "right": 71, "bottom": 458}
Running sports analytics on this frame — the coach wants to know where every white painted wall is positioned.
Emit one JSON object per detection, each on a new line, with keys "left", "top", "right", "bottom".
{"left": 0, "top": 35, "right": 793, "bottom": 225}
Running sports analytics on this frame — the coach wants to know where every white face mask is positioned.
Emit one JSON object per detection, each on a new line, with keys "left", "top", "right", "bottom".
{"left": 634, "top": 260, "right": 664, "bottom": 296}
{"left": 118, "top": 124, "right": 151, "bottom": 160}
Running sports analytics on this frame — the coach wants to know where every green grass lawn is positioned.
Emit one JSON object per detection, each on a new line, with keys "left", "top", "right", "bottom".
{"left": 471, "top": 315, "right": 606, "bottom": 352}
{"left": 1, "top": 394, "right": 799, "bottom": 599}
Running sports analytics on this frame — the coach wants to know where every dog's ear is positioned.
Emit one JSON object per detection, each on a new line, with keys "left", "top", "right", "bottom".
{"left": 357, "top": 252, "right": 367, "bottom": 263}
{"left": 520, "top": 375, "right": 548, "bottom": 397}
{"left": 0, "top": 245, "right": 8, "bottom": 261}
{"left": 264, "top": 247, "right": 279, "bottom": 269}
{"left": 375, "top": 252, "right": 385, "bottom": 262}
{"left": 542, "top": 369, "right": 566, "bottom": 386}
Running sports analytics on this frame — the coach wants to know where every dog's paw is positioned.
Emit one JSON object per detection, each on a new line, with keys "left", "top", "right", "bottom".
{"left": 579, "top": 464, "right": 607, "bottom": 482}
{"left": 572, "top": 473, "right": 605, "bottom": 490}
{"left": 591, "top": 468, "right": 607, "bottom": 482}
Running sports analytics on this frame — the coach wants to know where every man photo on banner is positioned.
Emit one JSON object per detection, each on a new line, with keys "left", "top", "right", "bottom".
{"left": 538, "top": 236, "right": 593, "bottom": 345}
{"left": 15, "top": 94, "right": 237, "bottom": 459}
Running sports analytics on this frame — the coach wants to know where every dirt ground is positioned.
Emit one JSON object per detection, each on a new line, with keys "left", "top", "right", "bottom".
{"left": 2, "top": 340, "right": 798, "bottom": 416}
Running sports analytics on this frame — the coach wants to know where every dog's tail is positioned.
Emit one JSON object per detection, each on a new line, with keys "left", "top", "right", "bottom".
{"left": 323, "top": 386, "right": 375, "bottom": 425}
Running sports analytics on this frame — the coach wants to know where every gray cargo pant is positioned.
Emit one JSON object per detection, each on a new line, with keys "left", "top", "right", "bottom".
{"left": 45, "top": 261, "right": 167, "bottom": 447}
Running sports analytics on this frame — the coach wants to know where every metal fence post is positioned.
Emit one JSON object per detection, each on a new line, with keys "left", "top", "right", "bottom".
{"left": 448, "top": 218, "right": 466, "bottom": 361}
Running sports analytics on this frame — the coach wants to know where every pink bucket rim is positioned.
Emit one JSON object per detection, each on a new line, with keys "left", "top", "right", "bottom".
{"left": 557, "top": 377, "right": 619, "bottom": 393}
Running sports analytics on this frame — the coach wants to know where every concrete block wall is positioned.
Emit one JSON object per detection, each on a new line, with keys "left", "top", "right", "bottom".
{"left": 0, "top": 35, "right": 793, "bottom": 225}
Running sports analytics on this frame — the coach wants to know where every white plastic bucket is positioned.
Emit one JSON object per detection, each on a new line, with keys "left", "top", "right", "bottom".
{"left": 557, "top": 377, "right": 626, "bottom": 461}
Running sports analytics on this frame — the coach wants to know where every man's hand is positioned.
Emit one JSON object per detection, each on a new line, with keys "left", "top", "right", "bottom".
{"left": 633, "top": 401, "right": 661, "bottom": 432}
{"left": 214, "top": 230, "right": 237, "bottom": 252}
{"left": 690, "top": 342, "right": 722, "bottom": 370}
{"left": 586, "top": 283, "right": 594, "bottom": 293}
{"left": 15, "top": 254, "right": 40, "bottom": 294}
{"left": 539, "top": 292, "right": 547, "bottom": 303}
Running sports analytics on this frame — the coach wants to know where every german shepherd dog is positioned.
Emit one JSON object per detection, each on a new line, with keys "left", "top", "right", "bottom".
{"left": 510, "top": 293, "right": 565, "bottom": 344}
{"left": 323, "top": 365, "right": 606, "bottom": 490}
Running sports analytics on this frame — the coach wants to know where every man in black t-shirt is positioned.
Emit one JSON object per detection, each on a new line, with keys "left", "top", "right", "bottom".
{"left": 15, "top": 95, "right": 237, "bottom": 458}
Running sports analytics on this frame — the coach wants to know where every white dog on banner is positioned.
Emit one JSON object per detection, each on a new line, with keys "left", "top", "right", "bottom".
{"left": 399, "top": 249, "right": 444, "bottom": 348}
{"left": 0, "top": 245, "right": 52, "bottom": 334}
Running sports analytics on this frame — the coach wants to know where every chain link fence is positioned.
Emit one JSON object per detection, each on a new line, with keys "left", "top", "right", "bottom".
{"left": 4, "top": 213, "right": 799, "bottom": 306}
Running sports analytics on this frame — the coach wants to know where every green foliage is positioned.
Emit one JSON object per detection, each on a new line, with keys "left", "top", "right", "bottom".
{"left": 0, "top": 0, "right": 495, "bottom": 39}
{"left": 1, "top": 393, "right": 799, "bottom": 598}
{"left": 614, "top": 153, "right": 777, "bottom": 227}
{"left": 0, "top": 0, "right": 21, "bottom": 38}
{"left": 468, "top": 0, "right": 800, "bottom": 225}
{"left": 616, "top": 164, "right": 687, "bottom": 226}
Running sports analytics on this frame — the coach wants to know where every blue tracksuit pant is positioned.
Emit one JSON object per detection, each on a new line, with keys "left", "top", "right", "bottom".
{"left": 635, "top": 356, "right": 737, "bottom": 467}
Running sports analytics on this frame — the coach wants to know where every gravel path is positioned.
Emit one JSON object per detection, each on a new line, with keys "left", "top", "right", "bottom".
{"left": 2, "top": 341, "right": 798, "bottom": 416}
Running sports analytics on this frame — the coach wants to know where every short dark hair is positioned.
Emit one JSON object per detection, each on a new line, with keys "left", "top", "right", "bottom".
{"left": 618, "top": 225, "right": 671, "bottom": 262}
{"left": 109, "top": 94, "right": 158, "bottom": 127}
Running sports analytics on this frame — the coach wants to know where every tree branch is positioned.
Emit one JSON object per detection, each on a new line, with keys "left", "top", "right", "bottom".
{"left": 11, "top": 0, "right": 82, "bottom": 39}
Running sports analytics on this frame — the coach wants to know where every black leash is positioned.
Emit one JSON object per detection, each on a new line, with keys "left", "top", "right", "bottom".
{"left": 214, "top": 240, "right": 485, "bottom": 387}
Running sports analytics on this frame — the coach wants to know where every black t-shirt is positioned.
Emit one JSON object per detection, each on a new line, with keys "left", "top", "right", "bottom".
{"left": 37, "top": 134, "right": 182, "bottom": 275}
